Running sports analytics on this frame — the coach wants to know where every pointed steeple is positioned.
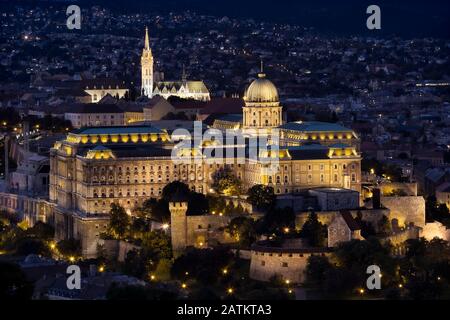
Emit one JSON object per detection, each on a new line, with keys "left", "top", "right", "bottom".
{"left": 181, "top": 64, "right": 187, "bottom": 83}
{"left": 144, "top": 26, "right": 150, "bottom": 50}
{"left": 258, "top": 59, "right": 266, "bottom": 78}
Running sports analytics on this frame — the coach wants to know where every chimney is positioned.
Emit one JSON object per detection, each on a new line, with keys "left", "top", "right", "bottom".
{"left": 372, "top": 188, "right": 381, "bottom": 209}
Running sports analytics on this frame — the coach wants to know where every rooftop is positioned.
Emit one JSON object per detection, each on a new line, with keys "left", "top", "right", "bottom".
{"left": 279, "top": 121, "right": 353, "bottom": 133}
{"left": 71, "top": 125, "right": 163, "bottom": 135}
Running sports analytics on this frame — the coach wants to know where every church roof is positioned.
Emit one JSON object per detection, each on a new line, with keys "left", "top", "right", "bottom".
{"left": 154, "top": 80, "right": 209, "bottom": 94}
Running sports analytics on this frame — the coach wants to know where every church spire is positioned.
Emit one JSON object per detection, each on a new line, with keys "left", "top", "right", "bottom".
{"left": 181, "top": 64, "right": 187, "bottom": 83}
{"left": 144, "top": 26, "right": 150, "bottom": 50}
{"left": 258, "top": 59, "right": 266, "bottom": 78}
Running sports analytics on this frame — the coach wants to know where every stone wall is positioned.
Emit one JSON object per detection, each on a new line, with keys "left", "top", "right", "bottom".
{"left": 380, "top": 182, "right": 418, "bottom": 196}
{"left": 249, "top": 246, "right": 331, "bottom": 283}
{"left": 295, "top": 208, "right": 388, "bottom": 231}
{"left": 170, "top": 201, "right": 237, "bottom": 257}
{"left": 72, "top": 214, "right": 110, "bottom": 259}
{"left": 185, "top": 215, "right": 235, "bottom": 247}
{"left": 380, "top": 196, "right": 425, "bottom": 227}
{"left": 421, "top": 222, "right": 450, "bottom": 241}
{"left": 0, "top": 192, "right": 54, "bottom": 225}
{"left": 102, "top": 239, "right": 141, "bottom": 262}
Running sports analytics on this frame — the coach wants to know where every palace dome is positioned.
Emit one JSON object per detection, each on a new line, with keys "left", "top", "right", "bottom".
{"left": 244, "top": 73, "right": 279, "bottom": 103}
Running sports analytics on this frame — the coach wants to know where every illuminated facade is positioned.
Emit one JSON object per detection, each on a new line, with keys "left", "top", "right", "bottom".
{"left": 141, "top": 27, "right": 154, "bottom": 97}
{"left": 140, "top": 28, "right": 210, "bottom": 101}
{"left": 242, "top": 69, "right": 283, "bottom": 131}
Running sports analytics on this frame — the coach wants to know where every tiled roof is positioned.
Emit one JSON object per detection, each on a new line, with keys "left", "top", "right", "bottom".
{"left": 340, "top": 211, "right": 361, "bottom": 231}
{"left": 200, "top": 98, "right": 244, "bottom": 115}
{"left": 66, "top": 103, "right": 124, "bottom": 114}
{"left": 287, "top": 145, "right": 330, "bottom": 160}
{"left": 215, "top": 114, "right": 243, "bottom": 122}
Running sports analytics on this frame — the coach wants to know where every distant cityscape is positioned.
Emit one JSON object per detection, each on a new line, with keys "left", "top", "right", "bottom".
{"left": 0, "top": 2, "right": 449, "bottom": 301}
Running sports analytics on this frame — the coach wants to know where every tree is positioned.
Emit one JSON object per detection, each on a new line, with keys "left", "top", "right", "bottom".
{"left": 141, "top": 230, "right": 172, "bottom": 261}
{"left": 258, "top": 206, "right": 295, "bottom": 235}
{"left": 26, "top": 221, "right": 54, "bottom": 240}
{"left": 212, "top": 167, "right": 242, "bottom": 196}
{"left": 108, "top": 203, "right": 130, "bottom": 239}
{"left": 161, "top": 181, "right": 190, "bottom": 202}
{"left": 171, "top": 247, "right": 233, "bottom": 285}
{"left": 377, "top": 215, "right": 392, "bottom": 235}
{"left": 153, "top": 258, "right": 172, "bottom": 281}
{"left": 299, "top": 212, "right": 327, "bottom": 247}
{"left": 122, "top": 249, "right": 147, "bottom": 278}
{"left": 305, "top": 255, "right": 333, "bottom": 287}
{"left": 426, "top": 195, "right": 450, "bottom": 223}
{"left": 0, "top": 262, "right": 34, "bottom": 299}
{"left": 187, "top": 192, "right": 209, "bottom": 215}
{"left": 207, "top": 195, "right": 226, "bottom": 214}
{"left": 247, "top": 185, "right": 275, "bottom": 211}
{"left": 16, "top": 238, "right": 51, "bottom": 257}
{"left": 140, "top": 198, "right": 170, "bottom": 223}
{"left": 226, "top": 217, "right": 257, "bottom": 247}
{"left": 56, "top": 238, "right": 81, "bottom": 257}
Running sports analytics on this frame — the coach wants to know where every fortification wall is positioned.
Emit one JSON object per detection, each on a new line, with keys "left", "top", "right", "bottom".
{"left": 381, "top": 196, "right": 425, "bottom": 227}
{"left": 380, "top": 182, "right": 418, "bottom": 196}
{"left": 421, "top": 222, "right": 450, "bottom": 241}
{"left": 249, "top": 248, "right": 331, "bottom": 284}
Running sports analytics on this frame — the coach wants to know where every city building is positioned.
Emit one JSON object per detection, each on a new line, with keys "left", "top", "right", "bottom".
{"left": 141, "top": 28, "right": 210, "bottom": 101}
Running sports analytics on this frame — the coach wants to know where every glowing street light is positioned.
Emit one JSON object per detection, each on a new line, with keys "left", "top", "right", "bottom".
{"left": 162, "top": 223, "right": 169, "bottom": 230}
{"left": 359, "top": 288, "right": 365, "bottom": 295}
{"left": 69, "top": 256, "right": 75, "bottom": 262}
{"left": 222, "top": 268, "right": 228, "bottom": 275}
{"left": 285, "top": 279, "right": 290, "bottom": 285}
{"left": 150, "top": 274, "right": 155, "bottom": 280}
{"left": 98, "top": 266, "right": 105, "bottom": 272}
{"left": 227, "top": 288, "right": 234, "bottom": 294}
{"left": 181, "top": 283, "right": 187, "bottom": 289}
{"left": 283, "top": 227, "right": 290, "bottom": 233}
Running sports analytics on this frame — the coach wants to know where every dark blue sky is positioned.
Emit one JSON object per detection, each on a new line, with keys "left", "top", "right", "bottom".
{"left": 79, "top": 0, "right": 449, "bottom": 38}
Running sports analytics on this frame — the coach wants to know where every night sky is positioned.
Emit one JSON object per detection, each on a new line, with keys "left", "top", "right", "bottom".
{"left": 75, "top": 0, "right": 450, "bottom": 38}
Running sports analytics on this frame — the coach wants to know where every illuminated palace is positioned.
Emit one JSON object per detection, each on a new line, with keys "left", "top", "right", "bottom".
{"left": 48, "top": 39, "right": 361, "bottom": 257}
